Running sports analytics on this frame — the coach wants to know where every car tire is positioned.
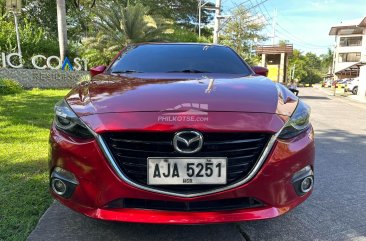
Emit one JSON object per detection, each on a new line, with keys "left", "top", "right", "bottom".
{"left": 352, "top": 87, "right": 358, "bottom": 95}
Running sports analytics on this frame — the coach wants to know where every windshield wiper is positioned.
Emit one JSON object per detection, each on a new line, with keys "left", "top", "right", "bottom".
{"left": 111, "top": 70, "right": 142, "bottom": 74}
{"left": 167, "top": 69, "right": 211, "bottom": 73}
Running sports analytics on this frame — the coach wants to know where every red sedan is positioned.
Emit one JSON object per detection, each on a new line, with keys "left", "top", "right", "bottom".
{"left": 49, "top": 43, "right": 315, "bottom": 224}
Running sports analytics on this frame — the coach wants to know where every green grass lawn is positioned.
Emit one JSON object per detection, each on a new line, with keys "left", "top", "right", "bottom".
{"left": 0, "top": 89, "right": 69, "bottom": 241}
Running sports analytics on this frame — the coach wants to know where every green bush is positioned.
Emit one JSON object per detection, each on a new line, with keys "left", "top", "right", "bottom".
{"left": 162, "top": 26, "right": 211, "bottom": 43}
{"left": 0, "top": 78, "right": 23, "bottom": 95}
{"left": 0, "top": 17, "right": 59, "bottom": 68}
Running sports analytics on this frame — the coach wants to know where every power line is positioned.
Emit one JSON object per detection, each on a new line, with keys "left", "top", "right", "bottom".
{"left": 227, "top": 0, "right": 252, "bottom": 12}
{"left": 225, "top": 0, "right": 320, "bottom": 49}
{"left": 227, "top": 0, "right": 273, "bottom": 34}
{"left": 224, "top": 0, "right": 331, "bottom": 52}
{"left": 275, "top": 29, "right": 331, "bottom": 49}
{"left": 246, "top": 2, "right": 331, "bottom": 49}
{"left": 220, "top": 0, "right": 271, "bottom": 30}
{"left": 275, "top": 23, "right": 331, "bottom": 48}
{"left": 221, "top": 0, "right": 231, "bottom": 5}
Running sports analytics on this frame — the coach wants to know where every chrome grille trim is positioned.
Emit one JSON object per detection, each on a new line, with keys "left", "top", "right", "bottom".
{"left": 96, "top": 133, "right": 279, "bottom": 198}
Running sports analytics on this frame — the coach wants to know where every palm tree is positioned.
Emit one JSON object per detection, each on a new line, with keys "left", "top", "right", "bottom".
{"left": 93, "top": 1, "right": 168, "bottom": 45}
{"left": 56, "top": 0, "right": 68, "bottom": 61}
{"left": 320, "top": 48, "right": 334, "bottom": 73}
{"left": 81, "top": 33, "right": 121, "bottom": 66}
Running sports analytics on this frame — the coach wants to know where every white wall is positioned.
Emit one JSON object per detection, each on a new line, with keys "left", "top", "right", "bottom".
{"left": 358, "top": 65, "right": 366, "bottom": 98}
{"left": 333, "top": 32, "right": 366, "bottom": 75}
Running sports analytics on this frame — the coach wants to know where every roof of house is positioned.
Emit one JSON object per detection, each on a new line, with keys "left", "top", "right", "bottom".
{"left": 335, "top": 62, "right": 366, "bottom": 75}
{"left": 329, "top": 17, "right": 366, "bottom": 35}
{"left": 255, "top": 44, "right": 293, "bottom": 55}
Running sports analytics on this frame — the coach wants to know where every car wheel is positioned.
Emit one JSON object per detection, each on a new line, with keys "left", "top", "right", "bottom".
{"left": 352, "top": 87, "right": 358, "bottom": 95}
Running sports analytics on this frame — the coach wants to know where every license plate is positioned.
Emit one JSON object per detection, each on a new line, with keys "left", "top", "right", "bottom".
{"left": 147, "top": 158, "right": 227, "bottom": 185}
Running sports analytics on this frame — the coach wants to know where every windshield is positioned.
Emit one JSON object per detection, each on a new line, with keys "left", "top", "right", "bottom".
{"left": 109, "top": 44, "right": 252, "bottom": 75}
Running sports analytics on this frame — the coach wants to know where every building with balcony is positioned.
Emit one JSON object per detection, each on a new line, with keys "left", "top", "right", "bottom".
{"left": 329, "top": 17, "right": 366, "bottom": 79}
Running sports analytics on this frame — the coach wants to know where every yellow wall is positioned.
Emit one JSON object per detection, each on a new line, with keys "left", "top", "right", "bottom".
{"left": 267, "top": 64, "right": 279, "bottom": 82}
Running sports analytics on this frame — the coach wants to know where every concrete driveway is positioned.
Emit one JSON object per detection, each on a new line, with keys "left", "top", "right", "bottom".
{"left": 28, "top": 88, "right": 366, "bottom": 241}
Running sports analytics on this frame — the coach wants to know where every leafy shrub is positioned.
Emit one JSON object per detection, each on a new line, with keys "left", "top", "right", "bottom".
{"left": 300, "top": 71, "right": 323, "bottom": 85}
{"left": 0, "top": 17, "right": 59, "bottom": 68}
{"left": 0, "top": 78, "right": 23, "bottom": 95}
{"left": 79, "top": 33, "right": 120, "bottom": 67}
{"left": 163, "top": 26, "right": 211, "bottom": 43}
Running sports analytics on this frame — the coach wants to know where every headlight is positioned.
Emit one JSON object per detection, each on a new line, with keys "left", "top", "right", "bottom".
{"left": 54, "top": 100, "right": 94, "bottom": 139}
{"left": 278, "top": 100, "right": 311, "bottom": 139}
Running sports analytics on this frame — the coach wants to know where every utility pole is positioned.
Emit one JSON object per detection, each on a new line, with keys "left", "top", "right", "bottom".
{"left": 199, "top": 0, "right": 202, "bottom": 38}
{"left": 56, "top": 0, "right": 68, "bottom": 62}
{"left": 213, "top": 0, "right": 222, "bottom": 44}
{"left": 272, "top": 8, "right": 277, "bottom": 45}
{"left": 12, "top": 11, "right": 21, "bottom": 56}
{"left": 249, "top": 37, "right": 258, "bottom": 58}
{"left": 199, "top": 1, "right": 218, "bottom": 39}
{"left": 292, "top": 64, "right": 296, "bottom": 80}
{"left": 198, "top": 0, "right": 210, "bottom": 38}
{"left": 6, "top": 0, "right": 22, "bottom": 56}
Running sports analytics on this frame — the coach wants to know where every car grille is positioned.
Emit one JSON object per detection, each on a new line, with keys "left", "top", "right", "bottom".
{"left": 106, "top": 197, "right": 263, "bottom": 212}
{"left": 101, "top": 132, "right": 271, "bottom": 194}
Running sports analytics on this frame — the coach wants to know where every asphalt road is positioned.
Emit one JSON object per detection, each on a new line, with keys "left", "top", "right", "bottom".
{"left": 27, "top": 88, "right": 366, "bottom": 241}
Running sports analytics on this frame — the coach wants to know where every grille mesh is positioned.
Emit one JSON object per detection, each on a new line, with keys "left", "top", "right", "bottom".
{"left": 106, "top": 197, "right": 263, "bottom": 211}
{"left": 102, "top": 132, "right": 270, "bottom": 194}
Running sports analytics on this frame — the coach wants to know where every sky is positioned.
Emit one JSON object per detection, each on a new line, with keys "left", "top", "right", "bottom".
{"left": 222, "top": 0, "right": 366, "bottom": 55}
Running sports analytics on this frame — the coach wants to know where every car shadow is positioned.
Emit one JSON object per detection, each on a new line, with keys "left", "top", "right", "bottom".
{"left": 27, "top": 201, "right": 246, "bottom": 241}
{"left": 299, "top": 95, "right": 331, "bottom": 100}
{"left": 239, "top": 128, "right": 366, "bottom": 241}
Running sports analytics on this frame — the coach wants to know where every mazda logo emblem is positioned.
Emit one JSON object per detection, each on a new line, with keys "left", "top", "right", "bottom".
{"left": 173, "top": 131, "right": 203, "bottom": 154}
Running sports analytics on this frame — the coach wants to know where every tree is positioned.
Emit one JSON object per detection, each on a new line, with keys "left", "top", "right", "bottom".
{"left": 110, "top": 0, "right": 213, "bottom": 30}
{"left": 0, "top": 17, "right": 59, "bottom": 68}
{"left": 145, "top": 0, "right": 214, "bottom": 29}
{"left": 93, "top": 1, "right": 169, "bottom": 44}
{"left": 80, "top": 33, "right": 119, "bottom": 66}
{"left": 80, "top": 1, "right": 170, "bottom": 66}
{"left": 220, "top": 6, "right": 267, "bottom": 64}
{"left": 56, "top": 0, "right": 68, "bottom": 61}
{"left": 0, "top": 0, "right": 6, "bottom": 16}
{"left": 23, "top": 1, "right": 58, "bottom": 37}
{"left": 320, "top": 48, "right": 334, "bottom": 73}
{"left": 288, "top": 49, "right": 323, "bottom": 85}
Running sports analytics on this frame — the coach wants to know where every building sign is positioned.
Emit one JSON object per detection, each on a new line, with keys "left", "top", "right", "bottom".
{"left": 0, "top": 53, "right": 88, "bottom": 71}
{"left": 0, "top": 68, "right": 89, "bottom": 89}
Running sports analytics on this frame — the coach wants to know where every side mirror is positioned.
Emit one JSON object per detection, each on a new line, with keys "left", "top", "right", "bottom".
{"left": 90, "top": 65, "right": 107, "bottom": 77}
{"left": 251, "top": 66, "right": 268, "bottom": 77}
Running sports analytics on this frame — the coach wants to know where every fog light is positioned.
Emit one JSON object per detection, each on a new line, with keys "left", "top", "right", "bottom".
{"left": 300, "top": 176, "right": 313, "bottom": 193}
{"left": 292, "top": 165, "right": 314, "bottom": 196}
{"left": 50, "top": 167, "right": 78, "bottom": 198}
{"left": 51, "top": 178, "right": 67, "bottom": 195}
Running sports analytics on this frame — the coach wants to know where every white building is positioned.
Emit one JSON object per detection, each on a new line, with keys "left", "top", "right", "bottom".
{"left": 329, "top": 17, "right": 366, "bottom": 79}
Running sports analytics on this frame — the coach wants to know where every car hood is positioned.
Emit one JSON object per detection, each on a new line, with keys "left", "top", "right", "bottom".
{"left": 65, "top": 73, "right": 298, "bottom": 117}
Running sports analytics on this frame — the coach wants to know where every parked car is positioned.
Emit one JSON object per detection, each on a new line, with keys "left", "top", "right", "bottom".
{"left": 337, "top": 79, "right": 349, "bottom": 85}
{"left": 347, "top": 77, "right": 359, "bottom": 94}
{"left": 49, "top": 43, "right": 315, "bottom": 224}
{"left": 322, "top": 79, "right": 332, "bottom": 88}
{"left": 344, "top": 79, "right": 353, "bottom": 88}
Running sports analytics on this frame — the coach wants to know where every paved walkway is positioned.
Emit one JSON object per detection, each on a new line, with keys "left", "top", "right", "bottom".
{"left": 28, "top": 88, "right": 366, "bottom": 241}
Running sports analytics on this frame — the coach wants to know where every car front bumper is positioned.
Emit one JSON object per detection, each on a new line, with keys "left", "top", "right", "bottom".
{"left": 49, "top": 119, "right": 315, "bottom": 224}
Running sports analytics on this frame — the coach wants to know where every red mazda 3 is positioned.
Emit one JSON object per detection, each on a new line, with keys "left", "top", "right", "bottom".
{"left": 49, "top": 43, "right": 315, "bottom": 224}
